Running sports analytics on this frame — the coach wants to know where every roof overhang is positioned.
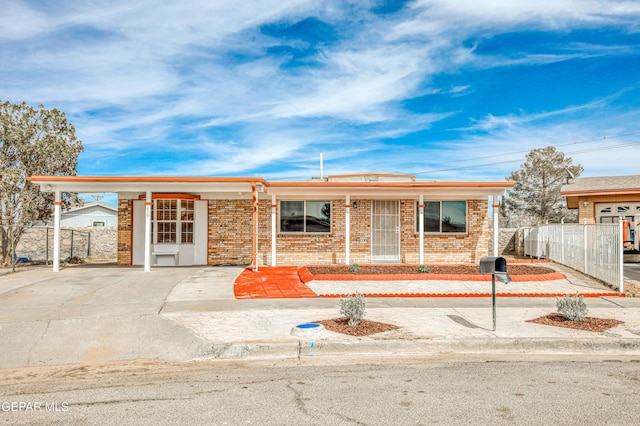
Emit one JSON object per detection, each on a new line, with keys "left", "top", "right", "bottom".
{"left": 27, "top": 176, "right": 268, "bottom": 194}
{"left": 27, "top": 176, "right": 512, "bottom": 199}
{"left": 268, "top": 181, "right": 513, "bottom": 199}
{"left": 561, "top": 188, "right": 640, "bottom": 209}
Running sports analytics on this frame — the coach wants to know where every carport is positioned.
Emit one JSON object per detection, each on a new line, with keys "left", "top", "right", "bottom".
{"left": 27, "top": 176, "right": 266, "bottom": 272}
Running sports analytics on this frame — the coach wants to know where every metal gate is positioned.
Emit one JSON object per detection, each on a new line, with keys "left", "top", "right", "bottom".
{"left": 371, "top": 200, "right": 400, "bottom": 262}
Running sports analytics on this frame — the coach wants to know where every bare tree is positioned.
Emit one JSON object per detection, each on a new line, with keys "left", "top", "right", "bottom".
{"left": 1, "top": 101, "right": 83, "bottom": 266}
{"left": 505, "top": 146, "right": 582, "bottom": 226}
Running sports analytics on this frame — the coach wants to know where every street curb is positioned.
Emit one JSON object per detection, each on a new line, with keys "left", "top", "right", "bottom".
{"left": 194, "top": 338, "right": 640, "bottom": 361}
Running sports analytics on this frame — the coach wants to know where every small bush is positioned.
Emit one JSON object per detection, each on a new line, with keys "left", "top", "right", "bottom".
{"left": 417, "top": 265, "right": 431, "bottom": 273}
{"left": 348, "top": 263, "right": 361, "bottom": 273}
{"left": 556, "top": 292, "right": 588, "bottom": 322}
{"left": 340, "top": 292, "right": 366, "bottom": 326}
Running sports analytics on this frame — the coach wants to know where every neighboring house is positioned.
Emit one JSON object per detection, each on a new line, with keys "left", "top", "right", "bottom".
{"left": 61, "top": 201, "right": 118, "bottom": 227}
{"left": 561, "top": 175, "right": 640, "bottom": 225}
{"left": 27, "top": 174, "right": 512, "bottom": 269}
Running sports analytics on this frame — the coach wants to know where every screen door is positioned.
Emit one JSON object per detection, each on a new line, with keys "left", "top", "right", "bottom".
{"left": 371, "top": 200, "right": 400, "bottom": 262}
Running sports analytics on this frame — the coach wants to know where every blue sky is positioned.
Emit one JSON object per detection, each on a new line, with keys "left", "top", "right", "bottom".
{"left": 2, "top": 0, "right": 640, "bottom": 187}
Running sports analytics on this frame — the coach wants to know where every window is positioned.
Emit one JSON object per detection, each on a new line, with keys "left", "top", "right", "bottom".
{"left": 154, "top": 199, "right": 194, "bottom": 244}
{"left": 416, "top": 201, "right": 467, "bottom": 233}
{"left": 280, "top": 200, "right": 331, "bottom": 233}
{"left": 597, "top": 203, "right": 636, "bottom": 224}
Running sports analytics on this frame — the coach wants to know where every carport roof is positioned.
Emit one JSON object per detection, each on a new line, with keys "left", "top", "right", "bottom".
{"left": 27, "top": 176, "right": 268, "bottom": 193}
{"left": 27, "top": 175, "right": 513, "bottom": 198}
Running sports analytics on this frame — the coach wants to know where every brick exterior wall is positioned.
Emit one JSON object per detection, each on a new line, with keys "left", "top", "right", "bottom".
{"left": 208, "top": 199, "right": 254, "bottom": 265}
{"left": 118, "top": 197, "right": 491, "bottom": 266}
{"left": 258, "top": 198, "right": 489, "bottom": 266}
{"left": 117, "top": 199, "right": 132, "bottom": 266}
{"left": 401, "top": 199, "right": 489, "bottom": 263}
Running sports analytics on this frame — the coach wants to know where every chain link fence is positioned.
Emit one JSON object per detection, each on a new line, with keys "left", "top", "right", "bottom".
{"left": 1, "top": 225, "right": 116, "bottom": 272}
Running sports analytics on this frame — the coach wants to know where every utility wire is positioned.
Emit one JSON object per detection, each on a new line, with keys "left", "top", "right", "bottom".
{"left": 357, "top": 130, "right": 640, "bottom": 175}
{"left": 413, "top": 139, "right": 640, "bottom": 175}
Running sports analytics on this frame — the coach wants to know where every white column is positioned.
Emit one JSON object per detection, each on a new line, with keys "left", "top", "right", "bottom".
{"left": 252, "top": 183, "right": 259, "bottom": 272}
{"left": 493, "top": 195, "right": 499, "bottom": 257}
{"left": 619, "top": 216, "right": 625, "bottom": 293}
{"left": 419, "top": 195, "right": 424, "bottom": 264}
{"left": 144, "top": 191, "right": 152, "bottom": 272}
{"left": 271, "top": 195, "right": 277, "bottom": 266}
{"left": 52, "top": 191, "right": 61, "bottom": 272}
{"left": 345, "top": 195, "right": 351, "bottom": 264}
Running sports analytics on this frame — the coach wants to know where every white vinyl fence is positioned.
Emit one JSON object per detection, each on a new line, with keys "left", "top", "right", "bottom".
{"left": 523, "top": 220, "right": 624, "bottom": 292}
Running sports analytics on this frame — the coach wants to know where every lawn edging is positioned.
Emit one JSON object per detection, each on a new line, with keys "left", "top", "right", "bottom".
{"left": 297, "top": 265, "right": 565, "bottom": 283}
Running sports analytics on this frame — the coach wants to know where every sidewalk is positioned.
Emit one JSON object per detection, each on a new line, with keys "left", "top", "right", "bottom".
{"left": 161, "top": 264, "right": 640, "bottom": 360}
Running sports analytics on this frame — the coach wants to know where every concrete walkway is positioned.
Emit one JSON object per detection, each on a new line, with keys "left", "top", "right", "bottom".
{"left": 1, "top": 263, "right": 638, "bottom": 369}
{"left": 162, "top": 263, "right": 640, "bottom": 360}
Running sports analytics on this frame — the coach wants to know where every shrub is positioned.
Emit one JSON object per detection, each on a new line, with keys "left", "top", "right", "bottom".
{"left": 348, "top": 263, "right": 361, "bottom": 273}
{"left": 340, "top": 292, "right": 366, "bottom": 326}
{"left": 556, "top": 292, "right": 588, "bottom": 322}
{"left": 417, "top": 265, "right": 431, "bottom": 273}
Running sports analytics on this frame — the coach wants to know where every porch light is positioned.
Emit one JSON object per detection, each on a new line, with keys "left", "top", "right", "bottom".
{"left": 352, "top": 201, "right": 358, "bottom": 209}
{"left": 583, "top": 201, "right": 588, "bottom": 207}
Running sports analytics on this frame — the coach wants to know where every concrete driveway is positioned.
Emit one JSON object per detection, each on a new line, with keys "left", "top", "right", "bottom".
{"left": 0, "top": 265, "right": 236, "bottom": 369}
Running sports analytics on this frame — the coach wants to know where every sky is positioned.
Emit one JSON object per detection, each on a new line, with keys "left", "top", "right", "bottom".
{"left": 2, "top": 0, "right": 640, "bottom": 190}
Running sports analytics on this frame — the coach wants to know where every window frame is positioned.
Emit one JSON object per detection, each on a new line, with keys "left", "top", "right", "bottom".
{"left": 279, "top": 200, "right": 332, "bottom": 234}
{"left": 153, "top": 199, "right": 195, "bottom": 245}
{"left": 415, "top": 200, "right": 468, "bottom": 234}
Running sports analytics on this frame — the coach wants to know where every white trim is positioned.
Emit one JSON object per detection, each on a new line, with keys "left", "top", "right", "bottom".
{"left": 345, "top": 195, "right": 351, "bottom": 264}
{"left": 419, "top": 195, "right": 424, "bottom": 264}
{"left": 493, "top": 195, "right": 499, "bottom": 257}
{"left": 144, "top": 191, "right": 151, "bottom": 272}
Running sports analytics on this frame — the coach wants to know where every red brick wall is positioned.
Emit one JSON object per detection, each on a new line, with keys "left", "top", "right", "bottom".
{"left": 117, "top": 199, "right": 132, "bottom": 266}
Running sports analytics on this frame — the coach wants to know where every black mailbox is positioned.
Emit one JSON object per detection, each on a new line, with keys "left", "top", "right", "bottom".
{"left": 479, "top": 256, "right": 511, "bottom": 283}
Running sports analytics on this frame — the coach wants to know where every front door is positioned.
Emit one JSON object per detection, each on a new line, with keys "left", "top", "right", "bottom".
{"left": 371, "top": 200, "right": 400, "bottom": 262}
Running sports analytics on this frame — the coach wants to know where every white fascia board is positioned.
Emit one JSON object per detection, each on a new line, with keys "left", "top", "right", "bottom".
{"left": 35, "top": 181, "right": 257, "bottom": 194}
{"left": 266, "top": 186, "right": 507, "bottom": 200}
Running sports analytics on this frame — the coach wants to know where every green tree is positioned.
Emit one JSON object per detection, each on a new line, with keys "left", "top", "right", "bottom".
{"left": 505, "top": 146, "right": 582, "bottom": 226}
{"left": 1, "top": 101, "right": 84, "bottom": 266}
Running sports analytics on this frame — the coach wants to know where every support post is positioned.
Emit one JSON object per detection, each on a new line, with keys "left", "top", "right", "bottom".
{"left": 345, "top": 195, "right": 351, "bottom": 265}
{"left": 492, "top": 195, "right": 499, "bottom": 257}
{"left": 271, "top": 195, "right": 277, "bottom": 266}
{"left": 252, "top": 183, "right": 259, "bottom": 272}
{"left": 53, "top": 191, "right": 61, "bottom": 272}
{"left": 560, "top": 218, "right": 565, "bottom": 264}
{"left": 419, "top": 195, "right": 424, "bottom": 265}
{"left": 144, "top": 191, "right": 152, "bottom": 272}
{"left": 619, "top": 216, "right": 625, "bottom": 293}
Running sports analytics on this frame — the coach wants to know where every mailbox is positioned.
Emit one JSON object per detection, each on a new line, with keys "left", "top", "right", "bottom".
{"left": 479, "top": 256, "right": 511, "bottom": 283}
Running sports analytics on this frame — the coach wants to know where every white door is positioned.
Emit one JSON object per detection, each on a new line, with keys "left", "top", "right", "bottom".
{"left": 371, "top": 200, "right": 400, "bottom": 262}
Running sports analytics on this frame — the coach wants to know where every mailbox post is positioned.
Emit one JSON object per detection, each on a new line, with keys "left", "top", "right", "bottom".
{"left": 479, "top": 256, "right": 511, "bottom": 331}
